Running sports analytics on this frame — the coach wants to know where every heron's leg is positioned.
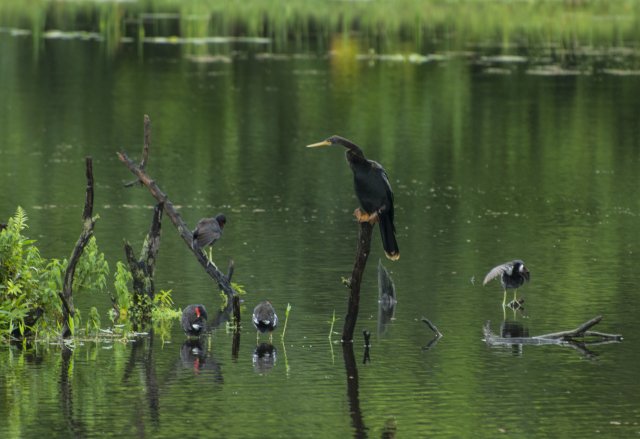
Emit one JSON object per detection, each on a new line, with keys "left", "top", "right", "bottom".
{"left": 208, "top": 247, "right": 213, "bottom": 265}
{"left": 269, "top": 333, "right": 273, "bottom": 343}
{"left": 513, "top": 288, "right": 518, "bottom": 303}
{"left": 502, "top": 289, "right": 507, "bottom": 307}
{"left": 256, "top": 331, "right": 259, "bottom": 344}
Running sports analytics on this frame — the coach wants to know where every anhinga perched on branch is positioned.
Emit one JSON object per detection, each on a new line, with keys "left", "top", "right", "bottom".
{"left": 307, "top": 135, "right": 399, "bottom": 261}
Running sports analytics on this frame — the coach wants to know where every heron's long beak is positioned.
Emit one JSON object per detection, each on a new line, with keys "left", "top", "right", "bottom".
{"left": 306, "top": 140, "right": 332, "bottom": 148}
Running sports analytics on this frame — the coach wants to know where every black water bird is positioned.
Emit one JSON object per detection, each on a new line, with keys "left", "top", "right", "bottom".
{"left": 483, "top": 260, "right": 530, "bottom": 307}
{"left": 252, "top": 301, "right": 278, "bottom": 343}
{"left": 192, "top": 213, "right": 226, "bottom": 263}
{"left": 306, "top": 135, "right": 399, "bottom": 261}
{"left": 192, "top": 214, "right": 226, "bottom": 250}
{"left": 181, "top": 304, "right": 208, "bottom": 336}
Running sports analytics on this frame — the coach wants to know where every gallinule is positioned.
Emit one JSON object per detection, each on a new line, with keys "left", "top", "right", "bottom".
{"left": 252, "top": 301, "right": 278, "bottom": 343}
{"left": 192, "top": 213, "right": 226, "bottom": 264}
{"left": 483, "top": 260, "right": 530, "bottom": 307}
{"left": 181, "top": 304, "right": 208, "bottom": 336}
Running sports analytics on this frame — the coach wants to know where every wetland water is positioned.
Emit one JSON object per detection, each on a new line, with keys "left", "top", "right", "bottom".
{"left": 2, "top": 21, "right": 640, "bottom": 439}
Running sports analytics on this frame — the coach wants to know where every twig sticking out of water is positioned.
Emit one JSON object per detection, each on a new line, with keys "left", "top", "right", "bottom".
{"left": 124, "top": 114, "right": 151, "bottom": 188}
{"left": 421, "top": 316, "right": 443, "bottom": 338}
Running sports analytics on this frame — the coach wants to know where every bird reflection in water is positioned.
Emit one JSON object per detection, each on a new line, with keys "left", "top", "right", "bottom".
{"left": 500, "top": 320, "right": 529, "bottom": 356}
{"left": 252, "top": 343, "right": 277, "bottom": 374}
{"left": 180, "top": 339, "right": 223, "bottom": 383}
{"left": 377, "top": 259, "right": 397, "bottom": 337}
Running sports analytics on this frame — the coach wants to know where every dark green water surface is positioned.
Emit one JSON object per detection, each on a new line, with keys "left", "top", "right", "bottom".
{"left": 1, "top": 32, "right": 640, "bottom": 438}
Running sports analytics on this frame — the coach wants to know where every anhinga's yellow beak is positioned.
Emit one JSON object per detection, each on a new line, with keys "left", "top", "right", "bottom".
{"left": 306, "top": 140, "right": 332, "bottom": 148}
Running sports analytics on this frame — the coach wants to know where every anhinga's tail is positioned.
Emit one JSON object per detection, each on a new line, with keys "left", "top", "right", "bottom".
{"left": 379, "top": 212, "right": 399, "bottom": 261}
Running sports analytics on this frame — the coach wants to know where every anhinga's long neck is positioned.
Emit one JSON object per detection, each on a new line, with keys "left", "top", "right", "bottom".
{"left": 335, "top": 138, "right": 367, "bottom": 165}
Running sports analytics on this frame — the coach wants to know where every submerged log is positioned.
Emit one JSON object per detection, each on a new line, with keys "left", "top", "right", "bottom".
{"left": 59, "top": 157, "right": 97, "bottom": 338}
{"left": 117, "top": 151, "right": 237, "bottom": 299}
{"left": 342, "top": 221, "right": 373, "bottom": 343}
{"left": 483, "top": 316, "right": 622, "bottom": 355}
{"left": 421, "top": 316, "right": 443, "bottom": 351}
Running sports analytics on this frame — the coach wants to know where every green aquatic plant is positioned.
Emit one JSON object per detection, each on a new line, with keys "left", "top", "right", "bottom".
{"left": 0, "top": 207, "right": 62, "bottom": 340}
{"left": 110, "top": 261, "right": 133, "bottom": 322}
{"left": 328, "top": 309, "right": 338, "bottom": 340}
{"left": 2, "top": 0, "right": 640, "bottom": 55}
{"left": 280, "top": 303, "right": 292, "bottom": 341}
{"left": 1, "top": 207, "right": 181, "bottom": 342}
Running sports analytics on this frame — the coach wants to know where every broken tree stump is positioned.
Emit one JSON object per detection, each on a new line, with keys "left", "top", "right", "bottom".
{"left": 342, "top": 221, "right": 373, "bottom": 343}
{"left": 59, "top": 157, "right": 97, "bottom": 338}
{"left": 124, "top": 202, "right": 164, "bottom": 322}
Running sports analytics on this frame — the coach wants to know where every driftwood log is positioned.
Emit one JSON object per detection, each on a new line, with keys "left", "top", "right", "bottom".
{"left": 483, "top": 316, "right": 622, "bottom": 357}
{"left": 59, "top": 157, "right": 97, "bottom": 338}
{"left": 117, "top": 151, "right": 237, "bottom": 300}
{"left": 342, "top": 221, "right": 373, "bottom": 342}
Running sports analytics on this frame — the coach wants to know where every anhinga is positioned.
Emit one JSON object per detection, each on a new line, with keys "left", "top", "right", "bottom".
{"left": 252, "top": 301, "right": 278, "bottom": 343}
{"left": 483, "top": 260, "right": 530, "bottom": 307}
{"left": 192, "top": 213, "right": 226, "bottom": 264}
{"left": 181, "top": 304, "right": 208, "bottom": 336}
{"left": 306, "top": 135, "right": 400, "bottom": 261}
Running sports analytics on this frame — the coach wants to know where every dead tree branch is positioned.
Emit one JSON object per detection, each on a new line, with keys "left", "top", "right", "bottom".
{"left": 117, "top": 151, "right": 236, "bottom": 299}
{"left": 483, "top": 316, "right": 622, "bottom": 349}
{"left": 124, "top": 114, "right": 152, "bottom": 188}
{"left": 421, "top": 316, "right": 443, "bottom": 338}
{"left": 59, "top": 157, "right": 97, "bottom": 338}
{"left": 342, "top": 221, "right": 373, "bottom": 343}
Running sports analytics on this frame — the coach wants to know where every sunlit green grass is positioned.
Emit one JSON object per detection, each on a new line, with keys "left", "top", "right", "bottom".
{"left": 1, "top": 0, "right": 639, "bottom": 53}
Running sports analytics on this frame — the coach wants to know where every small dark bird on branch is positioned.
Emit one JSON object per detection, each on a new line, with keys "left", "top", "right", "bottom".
{"left": 192, "top": 213, "right": 226, "bottom": 264}
{"left": 181, "top": 304, "right": 208, "bottom": 336}
{"left": 483, "top": 260, "right": 530, "bottom": 307}
{"left": 306, "top": 135, "right": 399, "bottom": 261}
{"left": 252, "top": 301, "right": 278, "bottom": 343}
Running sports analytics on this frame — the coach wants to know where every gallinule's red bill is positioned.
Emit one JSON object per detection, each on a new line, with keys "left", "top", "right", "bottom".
{"left": 307, "top": 135, "right": 399, "bottom": 261}
{"left": 483, "top": 260, "right": 530, "bottom": 307}
{"left": 181, "top": 304, "right": 208, "bottom": 336}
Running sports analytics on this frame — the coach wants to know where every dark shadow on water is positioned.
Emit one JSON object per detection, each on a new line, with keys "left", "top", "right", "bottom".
{"left": 252, "top": 342, "right": 277, "bottom": 374}
{"left": 122, "top": 330, "right": 160, "bottom": 430}
{"left": 342, "top": 343, "right": 367, "bottom": 438}
{"left": 500, "top": 320, "right": 530, "bottom": 356}
{"left": 60, "top": 345, "right": 87, "bottom": 438}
